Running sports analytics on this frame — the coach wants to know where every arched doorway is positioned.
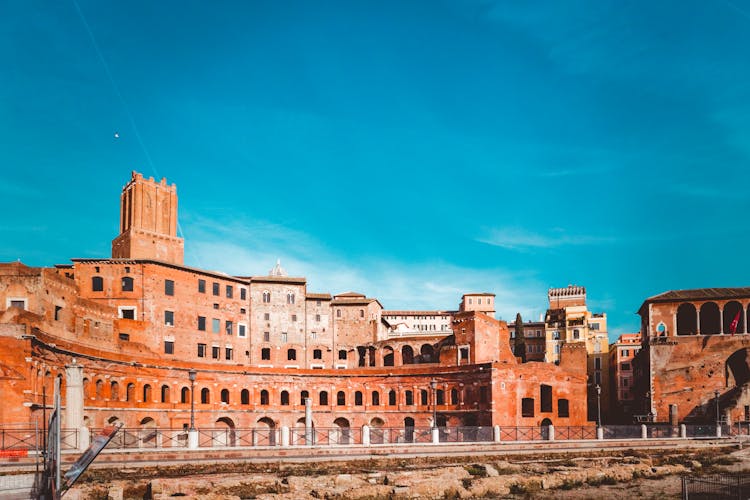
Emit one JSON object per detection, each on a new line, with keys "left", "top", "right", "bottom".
{"left": 404, "top": 417, "right": 415, "bottom": 443}
{"left": 215, "top": 417, "right": 236, "bottom": 447}
{"left": 402, "top": 345, "right": 414, "bottom": 365}
{"left": 677, "top": 303, "right": 697, "bottom": 335}
{"left": 139, "top": 417, "right": 157, "bottom": 447}
{"left": 255, "top": 417, "right": 276, "bottom": 446}
{"left": 370, "top": 417, "right": 385, "bottom": 444}
{"left": 700, "top": 302, "right": 721, "bottom": 335}
{"left": 541, "top": 417, "right": 553, "bottom": 440}
{"left": 332, "top": 417, "right": 351, "bottom": 445}
{"left": 727, "top": 349, "right": 750, "bottom": 388}
{"left": 420, "top": 344, "right": 434, "bottom": 363}
{"left": 383, "top": 346, "right": 394, "bottom": 366}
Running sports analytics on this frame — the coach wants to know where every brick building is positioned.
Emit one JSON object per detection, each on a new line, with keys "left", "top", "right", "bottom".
{"left": 608, "top": 333, "right": 641, "bottom": 423}
{"left": 634, "top": 288, "right": 750, "bottom": 425}
{"left": 0, "top": 171, "right": 590, "bottom": 438}
{"left": 508, "top": 320, "right": 547, "bottom": 362}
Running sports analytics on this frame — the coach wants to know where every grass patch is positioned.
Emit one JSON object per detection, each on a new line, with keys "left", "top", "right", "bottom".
{"left": 464, "top": 464, "right": 487, "bottom": 477}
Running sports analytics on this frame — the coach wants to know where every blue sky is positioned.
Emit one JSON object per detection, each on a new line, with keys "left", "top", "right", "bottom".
{"left": 2, "top": 1, "right": 750, "bottom": 339}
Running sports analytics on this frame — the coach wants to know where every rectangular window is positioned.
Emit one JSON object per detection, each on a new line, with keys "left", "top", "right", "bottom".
{"left": 198, "top": 316, "right": 206, "bottom": 331}
{"left": 165, "top": 279, "right": 174, "bottom": 296}
{"left": 212, "top": 318, "right": 220, "bottom": 333}
{"left": 313, "top": 349, "right": 322, "bottom": 359}
{"left": 238, "top": 324, "right": 246, "bottom": 337}
{"left": 212, "top": 346, "right": 220, "bottom": 359}
{"left": 558, "top": 399, "right": 570, "bottom": 418}
{"left": 226, "top": 285, "right": 233, "bottom": 298}
{"left": 118, "top": 333, "right": 130, "bottom": 341}
{"left": 595, "top": 372, "right": 601, "bottom": 385}
{"left": 164, "top": 341, "right": 174, "bottom": 354}
{"left": 225, "top": 320, "right": 233, "bottom": 335}
{"left": 315, "top": 314, "right": 321, "bottom": 322}
{"left": 240, "top": 288, "right": 246, "bottom": 300}
{"left": 54, "top": 305, "right": 62, "bottom": 321}
{"left": 261, "top": 347, "right": 270, "bottom": 360}
{"left": 623, "top": 349, "right": 630, "bottom": 357}
{"left": 263, "top": 331, "right": 270, "bottom": 342}
{"left": 311, "top": 331, "right": 317, "bottom": 340}
{"left": 522, "top": 398, "right": 535, "bottom": 417}
{"left": 225, "top": 347, "right": 233, "bottom": 360}
{"left": 119, "top": 307, "right": 135, "bottom": 320}
{"left": 281, "top": 332, "right": 287, "bottom": 343}
{"left": 291, "top": 314, "right": 297, "bottom": 322}
{"left": 164, "top": 310, "right": 174, "bottom": 326}
{"left": 198, "top": 343, "right": 206, "bottom": 357}
{"left": 198, "top": 279, "right": 206, "bottom": 293}
{"left": 212, "top": 282, "right": 219, "bottom": 296}
{"left": 338, "top": 350, "right": 347, "bottom": 360}
{"left": 264, "top": 313, "right": 270, "bottom": 321}
{"left": 595, "top": 357, "right": 602, "bottom": 370}
{"left": 540, "top": 385, "right": 552, "bottom": 412}
{"left": 622, "top": 362, "right": 631, "bottom": 371}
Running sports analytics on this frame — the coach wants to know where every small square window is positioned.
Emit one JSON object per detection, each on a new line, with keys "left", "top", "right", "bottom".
{"left": 198, "top": 343, "right": 206, "bottom": 357}
{"left": 315, "top": 314, "right": 321, "bottom": 322}
{"left": 240, "top": 288, "right": 247, "bottom": 300}
{"left": 198, "top": 316, "right": 206, "bottom": 331}
{"left": 281, "top": 332, "right": 288, "bottom": 343}
{"left": 261, "top": 348, "right": 271, "bottom": 360}
{"left": 198, "top": 279, "right": 206, "bottom": 293}
{"left": 164, "top": 310, "right": 174, "bottom": 326}
{"left": 313, "top": 349, "right": 322, "bottom": 359}
{"left": 225, "top": 347, "right": 233, "bottom": 360}
{"left": 212, "top": 282, "right": 220, "bottom": 296}
{"left": 165, "top": 279, "right": 174, "bottom": 296}
{"left": 226, "top": 285, "right": 233, "bottom": 298}
{"left": 338, "top": 350, "right": 347, "bottom": 360}
{"left": 264, "top": 313, "right": 270, "bottom": 321}
{"left": 238, "top": 324, "right": 246, "bottom": 337}
{"left": 291, "top": 314, "right": 297, "bottom": 322}
{"left": 164, "top": 341, "right": 174, "bottom": 354}
{"left": 212, "top": 346, "right": 220, "bottom": 359}
{"left": 119, "top": 333, "right": 130, "bottom": 341}
{"left": 225, "top": 320, "right": 233, "bottom": 335}
{"left": 212, "top": 318, "right": 220, "bottom": 333}
{"left": 263, "top": 331, "right": 270, "bottom": 342}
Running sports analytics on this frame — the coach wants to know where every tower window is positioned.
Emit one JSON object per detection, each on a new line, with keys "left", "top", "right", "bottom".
{"left": 92, "top": 276, "right": 103, "bottom": 292}
{"left": 165, "top": 279, "right": 174, "bottom": 296}
{"left": 198, "top": 279, "right": 206, "bottom": 293}
{"left": 121, "top": 276, "right": 134, "bottom": 292}
{"left": 212, "top": 282, "right": 219, "bottom": 296}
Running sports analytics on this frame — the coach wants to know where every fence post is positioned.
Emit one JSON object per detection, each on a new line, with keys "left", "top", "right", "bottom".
{"left": 641, "top": 424, "right": 647, "bottom": 439}
{"left": 281, "top": 426, "right": 290, "bottom": 447}
{"left": 362, "top": 425, "right": 370, "bottom": 446}
{"left": 716, "top": 424, "right": 722, "bottom": 438}
{"left": 431, "top": 427, "right": 440, "bottom": 444}
{"left": 680, "top": 424, "right": 686, "bottom": 438}
{"left": 493, "top": 425, "right": 501, "bottom": 443}
{"left": 548, "top": 425, "right": 555, "bottom": 441}
{"left": 596, "top": 427, "right": 603, "bottom": 440}
{"left": 188, "top": 429, "right": 199, "bottom": 449}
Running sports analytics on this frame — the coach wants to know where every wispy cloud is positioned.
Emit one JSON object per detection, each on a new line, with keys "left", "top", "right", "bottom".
{"left": 477, "top": 227, "right": 615, "bottom": 250}
{"left": 181, "top": 213, "right": 545, "bottom": 320}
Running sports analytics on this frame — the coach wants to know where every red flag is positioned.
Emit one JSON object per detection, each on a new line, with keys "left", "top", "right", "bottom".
{"left": 730, "top": 310, "right": 741, "bottom": 335}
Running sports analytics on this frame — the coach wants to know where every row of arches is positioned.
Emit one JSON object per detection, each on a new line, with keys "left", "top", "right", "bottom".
{"left": 82, "top": 379, "right": 490, "bottom": 408}
{"left": 356, "top": 344, "right": 436, "bottom": 367}
{"left": 676, "top": 301, "right": 749, "bottom": 336}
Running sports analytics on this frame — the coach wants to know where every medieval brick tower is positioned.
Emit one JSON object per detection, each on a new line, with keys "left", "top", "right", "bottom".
{"left": 111, "top": 171, "right": 184, "bottom": 265}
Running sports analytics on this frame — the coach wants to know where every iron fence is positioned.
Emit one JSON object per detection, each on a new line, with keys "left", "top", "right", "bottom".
{"left": 438, "top": 426, "right": 493, "bottom": 443}
{"left": 554, "top": 426, "right": 597, "bottom": 440}
{"left": 682, "top": 474, "right": 750, "bottom": 499}
{"left": 685, "top": 425, "right": 718, "bottom": 438}
{"left": 602, "top": 425, "right": 641, "bottom": 439}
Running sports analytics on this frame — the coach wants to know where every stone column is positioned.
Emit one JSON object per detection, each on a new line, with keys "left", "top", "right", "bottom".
{"left": 305, "top": 397, "right": 313, "bottom": 445}
{"left": 493, "top": 425, "right": 501, "bottom": 443}
{"left": 596, "top": 427, "right": 604, "bottom": 440}
{"left": 641, "top": 424, "right": 648, "bottom": 439}
{"left": 281, "top": 426, "right": 290, "bottom": 447}
{"left": 669, "top": 404, "right": 678, "bottom": 426}
{"left": 548, "top": 425, "right": 555, "bottom": 441}
{"left": 65, "top": 360, "right": 85, "bottom": 451}
{"left": 680, "top": 424, "right": 687, "bottom": 438}
{"left": 362, "top": 425, "right": 370, "bottom": 446}
{"left": 696, "top": 308, "right": 701, "bottom": 335}
{"left": 720, "top": 307, "right": 724, "bottom": 334}
{"left": 431, "top": 427, "right": 440, "bottom": 444}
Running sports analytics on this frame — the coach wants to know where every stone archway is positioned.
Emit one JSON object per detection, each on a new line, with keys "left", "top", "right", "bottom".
{"left": 700, "top": 302, "right": 721, "bottom": 335}
{"left": 139, "top": 417, "right": 157, "bottom": 447}
{"left": 255, "top": 417, "right": 276, "bottom": 446}
{"left": 677, "top": 303, "right": 697, "bottom": 335}
{"left": 215, "top": 417, "right": 236, "bottom": 447}
{"left": 404, "top": 417, "right": 415, "bottom": 443}
{"left": 727, "top": 349, "right": 750, "bottom": 388}
{"left": 724, "top": 301, "right": 745, "bottom": 334}
{"left": 332, "top": 417, "right": 351, "bottom": 445}
{"left": 402, "top": 345, "right": 414, "bottom": 365}
{"left": 370, "top": 417, "right": 385, "bottom": 444}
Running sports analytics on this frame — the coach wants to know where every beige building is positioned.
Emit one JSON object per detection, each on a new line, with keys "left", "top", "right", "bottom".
{"left": 609, "top": 333, "right": 642, "bottom": 422}
{"left": 544, "top": 285, "right": 610, "bottom": 423}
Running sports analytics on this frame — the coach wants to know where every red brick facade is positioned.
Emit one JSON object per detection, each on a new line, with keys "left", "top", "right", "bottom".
{"left": 0, "top": 172, "right": 590, "bottom": 433}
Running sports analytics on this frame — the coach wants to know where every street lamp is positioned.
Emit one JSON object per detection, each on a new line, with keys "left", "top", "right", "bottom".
{"left": 430, "top": 379, "right": 438, "bottom": 429}
{"left": 188, "top": 370, "right": 197, "bottom": 431}
{"left": 715, "top": 390, "right": 720, "bottom": 426}
{"left": 595, "top": 384, "right": 602, "bottom": 428}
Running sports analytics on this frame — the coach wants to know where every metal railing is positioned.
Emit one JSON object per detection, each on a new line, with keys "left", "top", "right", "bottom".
{"left": 3, "top": 423, "right": 733, "bottom": 453}
{"left": 682, "top": 474, "right": 750, "bottom": 499}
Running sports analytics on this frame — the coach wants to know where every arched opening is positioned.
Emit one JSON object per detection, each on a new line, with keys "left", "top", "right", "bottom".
{"left": 126, "top": 383, "right": 135, "bottom": 402}
{"left": 370, "top": 417, "right": 385, "bottom": 444}
{"left": 332, "top": 417, "right": 351, "bottom": 445}
{"left": 241, "top": 389, "right": 250, "bottom": 405}
{"left": 402, "top": 345, "right": 414, "bottom": 365}
{"left": 724, "top": 301, "right": 745, "bottom": 334}
{"left": 405, "top": 390, "right": 413, "bottom": 405}
{"left": 541, "top": 417, "right": 553, "bottom": 440}
{"left": 201, "top": 388, "right": 210, "bottom": 404}
{"left": 355, "top": 391, "right": 363, "bottom": 406}
{"left": 95, "top": 379, "right": 103, "bottom": 400}
{"left": 161, "top": 385, "right": 170, "bottom": 403}
{"left": 337, "top": 391, "right": 346, "bottom": 406}
{"left": 319, "top": 391, "right": 329, "bottom": 406}
{"left": 404, "top": 417, "right": 415, "bottom": 443}
{"left": 383, "top": 346, "right": 394, "bottom": 366}
{"left": 280, "top": 390, "right": 290, "bottom": 405}
{"left": 139, "top": 417, "right": 157, "bottom": 447}
{"left": 368, "top": 346, "right": 376, "bottom": 367}
{"left": 420, "top": 344, "right": 434, "bottom": 363}
{"left": 371, "top": 391, "right": 380, "bottom": 406}
{"left": 300, "top": 390, "right": 309, "bottom": 406}
{"left": 677, "top": 303, "right": 697, "bottom": 335}
{"left": 388, "top": 390, "right": 397, "bottom": 406}
{"left": 451, "top": 388, "right": 459, "bottom": 405}
{"left": 357, "top": 346, "right": 367, "bottom": 367}
{"left": 142, "top": 384, "right": 152, "bottom": 403}
{"left": 700, "top": 302, "right": 721, "bottom": 335}
{"left": 110, "top": 381, "right": 119, "bottom": 401}
{"left": 107, "top": 416, "right": 120, "bottom": 425}
{"left": 181, "top": 387, "right": 189, "bottom": 404}
{"left": 215, "top": 417, "right": 236, "bottom": 447}
{"left": 256, "top": 417, "right": 276, "bottom": 446}
{"left": 221, "top": 389, "right": 230, "bottom": 404}
{"left": 294, "top": 417, "right": 315, "bottom": 445}
{"left": 727, "top": 349, "right": 750, "bottom": 388}
{"left": 260, "top": 390, "right": 269, "bottom": 405}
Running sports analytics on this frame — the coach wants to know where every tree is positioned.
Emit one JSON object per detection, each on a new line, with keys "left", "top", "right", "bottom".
{"left": 514, "top": 313, "right": 526, "bottom": 362}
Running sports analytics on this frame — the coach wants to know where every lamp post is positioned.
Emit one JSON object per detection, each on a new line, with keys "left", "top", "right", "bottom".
{"left": 430, "top": 378, "right": 438, "bottom": 429}
{"left": 595, "top": 384, "right": 602, "bottom": 428}
{"left": 188, "top": 370, "right": 197, "bottom": 431}
{"left": 715, "top": 390, "right": 720, "bottom": 426}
